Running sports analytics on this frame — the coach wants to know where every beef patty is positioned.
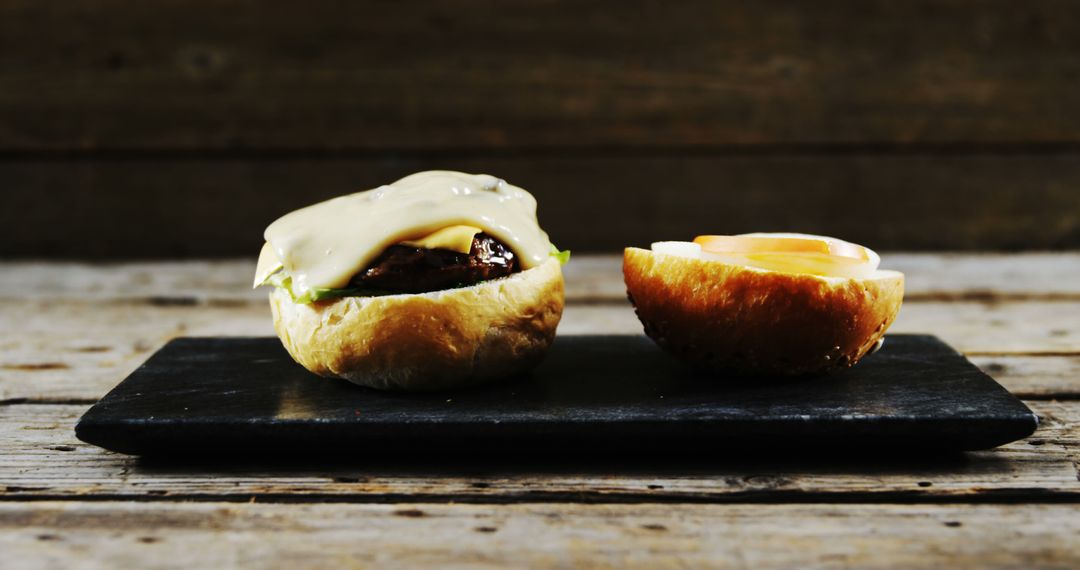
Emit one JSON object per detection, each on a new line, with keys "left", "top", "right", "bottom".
{"left": 350, "top": 233, "right": 520, "bottom": 294}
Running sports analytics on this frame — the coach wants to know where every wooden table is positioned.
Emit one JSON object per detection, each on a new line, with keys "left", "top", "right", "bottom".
{"left": 1, "top": 253, "right": 1078, "bottom": 568}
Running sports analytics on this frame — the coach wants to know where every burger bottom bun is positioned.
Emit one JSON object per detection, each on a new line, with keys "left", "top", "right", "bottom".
{"left": 623, "top": 247, "right": 904, "bottom": 376}
{"left": 270, "top": 257, "right": 564, "bottom": 390}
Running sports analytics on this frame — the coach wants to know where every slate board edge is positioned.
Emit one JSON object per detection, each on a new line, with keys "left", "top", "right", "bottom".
{"left": 74, "top": 335, "right": 1040, "bottom": 456}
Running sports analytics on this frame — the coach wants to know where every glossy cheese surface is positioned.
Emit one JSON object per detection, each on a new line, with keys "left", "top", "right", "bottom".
{"left": 255, "top": 171, "right": 551, "bottom": 293}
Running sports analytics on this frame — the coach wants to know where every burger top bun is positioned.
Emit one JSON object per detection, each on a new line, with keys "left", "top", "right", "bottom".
{"left": 624, "top": 239, "right": 904, "bottom": 376}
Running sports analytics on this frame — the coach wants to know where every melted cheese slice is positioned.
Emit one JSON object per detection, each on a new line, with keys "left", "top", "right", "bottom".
{"left": 254, "top": 171, "right": 551, "bottom": 294}
{"left": 254, "top": 242, "right": 282, "bottom": 287}
{"left": 253, "top": 226, "right": 483, "bottom": 287}
{"left": 400, "top": 225, "right": 481, "bottom": 253}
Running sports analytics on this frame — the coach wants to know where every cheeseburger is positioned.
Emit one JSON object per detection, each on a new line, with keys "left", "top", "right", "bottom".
{"left": 254, "top": 171, "right": 567, "bottom": 390}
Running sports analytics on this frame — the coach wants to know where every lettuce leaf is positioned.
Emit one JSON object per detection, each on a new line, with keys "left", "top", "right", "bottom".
{"left": 549, "top": 243, "right": 571, "bottom": 265}
{"left": 294, "top": 284, "right": 393, "bottom": 304}
{"left": 261, "top": 269, "right": 390, "bottom": 304}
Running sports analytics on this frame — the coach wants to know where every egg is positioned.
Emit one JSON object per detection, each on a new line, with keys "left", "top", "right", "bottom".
{"left": 649, "top": 233, "right": 880, "bottom": 279}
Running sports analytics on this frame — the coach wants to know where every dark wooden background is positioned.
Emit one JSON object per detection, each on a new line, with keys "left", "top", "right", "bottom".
{"left": 4, "top": 0, "right": 1080, "bottom": 258}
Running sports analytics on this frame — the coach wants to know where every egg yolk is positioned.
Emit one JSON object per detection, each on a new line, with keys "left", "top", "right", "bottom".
{"left": 651, "top": 233, "right": 880, "bottom": 278}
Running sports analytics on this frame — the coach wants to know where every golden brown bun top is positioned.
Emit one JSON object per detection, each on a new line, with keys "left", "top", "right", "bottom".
{"left": 624, "top": 247, "right": 904, "bottom": 375}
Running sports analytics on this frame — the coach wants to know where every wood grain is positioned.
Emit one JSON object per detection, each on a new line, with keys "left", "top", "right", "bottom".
{"left": 968, "top": 355, "right": 1080, "bottom": 398}
{"left": 3, "top": 1, "right": 1080, "bottom": 150}
{"left": 1, "top": 255, "right": 1078, "bottom": 402}
{"left": 0, "top": 402, "right": 1075, "bottom": 502}
{"left": 2, "top": 502, "right": 1078, "bottom": 569}
{"left": 0, "top": 255, "right": 1076, "bottom": 567}
{"left": 5, "top": 155, "right": 1080, "bottom": 257}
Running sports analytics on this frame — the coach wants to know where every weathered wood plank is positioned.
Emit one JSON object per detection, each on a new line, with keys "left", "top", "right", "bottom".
{"left": 4, "top": 1, "right": 1080, "bottom": 150}
{"left": 3, "top": 254, "right": 1080, "bottom": 303}
{"left": 883, "top": 253, "right": 1080, "bottom": 300}
{"left": 2, "top": 502, "right": 1078, "bottom": 569}
{"left": 0, "top": 297, "right": 1077, "bottom": 402}
{"left": 0, "top": 402, "right": 1075, "bottom": 501}
{"left": 969, "top": 355, "right": 1080, "bottom": 398}
{"left": 6, "top": 156, "right": 1080, "bottom": 257}
{"left": 886, "top": 301, "right": 1080, "bottom": 355}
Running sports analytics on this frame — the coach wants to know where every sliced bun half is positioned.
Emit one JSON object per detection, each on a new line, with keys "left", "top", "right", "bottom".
{"left": 271, "top": 257, "right": 565, "bottom": 390}
{"left": 623, "top": 247, "right": 904, "bottom": 376}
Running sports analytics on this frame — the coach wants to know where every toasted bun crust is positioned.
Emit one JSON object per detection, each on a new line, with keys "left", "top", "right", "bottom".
{"left": 270, "top": 258, "right": 564, "bottom": 390}
{"left": 623, "top": 247, "right": 904, "bottom": 376}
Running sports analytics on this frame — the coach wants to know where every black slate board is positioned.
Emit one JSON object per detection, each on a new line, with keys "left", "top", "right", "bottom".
{"left": 76, "top": 335, "right": 1038, "bottom": 455}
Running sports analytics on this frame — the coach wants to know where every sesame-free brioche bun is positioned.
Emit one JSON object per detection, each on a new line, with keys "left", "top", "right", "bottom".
{"left": 270, "top": 258, "right": 564, "bottom": 390}
{"left": 623, "top": 247, "right": 904, "bottom": 376}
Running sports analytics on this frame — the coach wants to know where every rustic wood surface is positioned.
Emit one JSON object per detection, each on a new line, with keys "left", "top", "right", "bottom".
{"left": 5, "top": 0, "right": 1079, "bottom": 563}
{"left": 4, "top": 1, "right": 1080, "bottom": 150}
{"left": 0, "top": 253, "right": 1077, "bottom": 568}
{"left": 2, "top": 503, "right": 1078, "bottom": 569}
{"left": 5, "top": 156, "right": 1080, "bottom": 257}
{"left": 0, "top": 401, "right": 1076, "bottom": 502}
{"left": 5, "top": 0, "right": 1080, "bottom": 256}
